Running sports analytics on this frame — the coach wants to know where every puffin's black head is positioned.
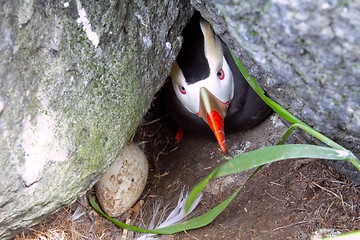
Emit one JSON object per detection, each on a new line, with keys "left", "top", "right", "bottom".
{"left": 169, "top": 12, "right": 234, "bottom": 153}
{"left": 176, "top": 12, "right": 210, "bottom": 84}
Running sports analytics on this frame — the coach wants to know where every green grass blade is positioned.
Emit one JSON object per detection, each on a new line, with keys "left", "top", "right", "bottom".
{"left": 230, "top": 51, "right": 302, "bottom": 124}
{"left": 214, "top": 144, "right": 352, "bottom": 178}
{"left": 186, "top": 144, "right": 353, "bottom": 209}
{"left": 89, "top": 195, "right": 159, "bottom": 234}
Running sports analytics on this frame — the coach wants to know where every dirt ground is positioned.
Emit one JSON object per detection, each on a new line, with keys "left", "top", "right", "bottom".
{"left": 15, "top": 107, "right": 360, "bottom": 239}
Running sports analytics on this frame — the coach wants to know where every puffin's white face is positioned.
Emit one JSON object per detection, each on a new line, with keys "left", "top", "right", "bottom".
{"left": 170, "top": 18, "right": 234, "bottom": 115}
{"left": 170, "top": 57, "right": 234, "bottom": 115}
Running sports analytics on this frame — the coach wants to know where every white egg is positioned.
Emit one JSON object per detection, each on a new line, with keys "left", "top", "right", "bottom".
{"left": 95, "top": 142, "right": 148, "bottom": 217}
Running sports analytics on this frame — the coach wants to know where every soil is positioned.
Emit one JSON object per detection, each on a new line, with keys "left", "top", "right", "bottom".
{"left": 15, "top": 109, "right": 360, "bottom": 240}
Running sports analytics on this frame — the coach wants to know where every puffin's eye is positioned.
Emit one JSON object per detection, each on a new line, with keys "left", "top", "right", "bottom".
{"left": 178, "top": 85, "right": 186, "bottom": 94}
{"left": 217, "top": 68, "right": 225, "bottom": 80}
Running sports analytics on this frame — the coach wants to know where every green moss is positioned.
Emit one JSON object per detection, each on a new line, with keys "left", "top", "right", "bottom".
{"left": 296, "top": 67, "right": 308, "bottom": 83}
{"left": 247, "top": 31, "right": 259, "bottom": 36}
{"left": 52, "top": 27, "right": 144, "bottom": 174}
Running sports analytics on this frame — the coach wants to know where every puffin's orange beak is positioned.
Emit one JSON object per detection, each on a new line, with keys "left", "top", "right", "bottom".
{"left": 207, "top": 110, "right": 226, "bottom": 153}
{"left": 199, "top": 87, "right": 227, "bottom": 154}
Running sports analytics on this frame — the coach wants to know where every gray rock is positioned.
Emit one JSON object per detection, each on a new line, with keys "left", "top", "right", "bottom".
{"left": 0, "top": 0, "right": 192, "bottom": 239}
{"left": 191, "top": 0, "right": 360, "bottom": 182}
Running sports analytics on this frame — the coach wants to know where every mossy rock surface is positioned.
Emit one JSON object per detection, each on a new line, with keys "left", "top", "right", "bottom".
{"left": 0, "top": 1, "right": 192, "bottom": 239}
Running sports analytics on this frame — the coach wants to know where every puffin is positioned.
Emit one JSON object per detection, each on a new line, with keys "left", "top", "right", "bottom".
{"left": 164, "top": 12, "right": 272, "bottom": 154}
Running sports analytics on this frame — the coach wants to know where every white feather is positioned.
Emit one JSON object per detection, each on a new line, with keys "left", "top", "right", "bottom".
{"left": 70, "top": 205, "right": 85, "bottom": 222}
{"left": 135, "top": 188, "right": 202, "bottom": 240}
